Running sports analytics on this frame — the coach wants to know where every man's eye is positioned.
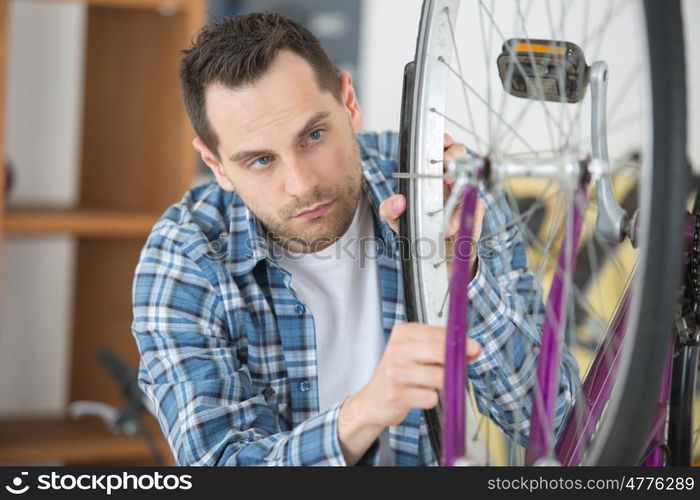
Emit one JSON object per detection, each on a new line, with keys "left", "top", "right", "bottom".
{"left": 250, "top": 156, "right": 272, "bottom": 169}
{"left": 308, "top": 129, "right": 324, "bottom": 142}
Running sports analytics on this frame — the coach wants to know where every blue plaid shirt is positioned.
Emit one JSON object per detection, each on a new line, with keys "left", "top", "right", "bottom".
{"left": 132, "top": 130, "right": 580, "bottom": 466}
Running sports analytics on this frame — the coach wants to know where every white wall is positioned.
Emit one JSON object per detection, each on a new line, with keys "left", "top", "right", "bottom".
{"left": 5, "top": 1, "right": 85, "bottom": 206}
{"left": 358, "top": 0, "right": 423, "bottom": 132}
{"left": 0, "top": 1, "right": 86, "bottom": 416}
{"left": 359, "top": 0, "right": 700, "bottom": 171}
{"left": 1, "top": 238, "right": 76, "bottom": 415}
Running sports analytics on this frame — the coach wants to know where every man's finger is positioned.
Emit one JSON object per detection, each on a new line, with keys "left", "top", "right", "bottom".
{"left": 443, "top": 141, "right": 467, "bottom": 187}
{"left": 445, "top": 198, "right": 485, "bottom": 239}
{"left": 466, "top": 338, "right": 482, "bottom": 361}
{"left": 473, "top": 198, "right": 485, "bottom": 239}
{"left": 379, "top": 194, "right": 407, "bottom": 233}
{"left": 443, "top": 143, "right": 468, "bottom": 161}
{"left": 446, "top": 203, "right": 461, "bottom": 238}
{"left": 443, "top": 133, "right": 455, "bottom": 150}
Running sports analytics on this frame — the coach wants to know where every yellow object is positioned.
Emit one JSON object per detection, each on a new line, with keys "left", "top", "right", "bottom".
{"left": 514, "top": 42, "right": 566, "bottom": 56}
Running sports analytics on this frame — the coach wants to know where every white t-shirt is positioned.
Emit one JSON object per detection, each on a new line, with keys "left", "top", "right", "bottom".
{"left": 273, "top": 191, "right": 392, "bottom": 464}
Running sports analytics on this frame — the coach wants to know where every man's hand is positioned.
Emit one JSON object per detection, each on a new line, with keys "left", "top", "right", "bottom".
{"left": 335, "top": 134, "right": 487, "bottom": 465}
{"left": 380, "top": 134, "right": 485, "bottom": 279}
{"left": 338, "top": 322, "right": 482, "bottom": 464}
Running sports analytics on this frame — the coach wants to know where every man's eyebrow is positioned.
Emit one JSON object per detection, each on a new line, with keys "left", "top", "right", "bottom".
{"left": 228, "top": 111, "right": 331, "bottom": 164}
{"left": 229, "top": 148, "right": 273, "bottom": 164}
{"left": 296, "top": 111, "right": 331, "bottom": 139}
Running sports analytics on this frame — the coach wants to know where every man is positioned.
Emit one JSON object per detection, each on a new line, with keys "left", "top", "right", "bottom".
{"left": 131, "top": 12, "right": 580, "bottom": 466}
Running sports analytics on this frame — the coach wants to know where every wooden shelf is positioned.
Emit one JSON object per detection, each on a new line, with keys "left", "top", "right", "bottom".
{"left": 52, "top": 0, "right": 200, "bottom": 13}
{"left": 0, "top": 0, "right": 203, "bottom": 465}
{"left": 0, "top": 415, "right": 174, "bottom": 465}
{"left": 4, "top": 208, "right": 162, "bottom": 236}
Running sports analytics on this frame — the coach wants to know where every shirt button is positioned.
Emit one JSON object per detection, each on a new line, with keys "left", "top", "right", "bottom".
{"left": 294, "top": 303, "right": 305, "bottom": 315}
{"left": 299, "top": 380, "right": 310, "bottom": 392}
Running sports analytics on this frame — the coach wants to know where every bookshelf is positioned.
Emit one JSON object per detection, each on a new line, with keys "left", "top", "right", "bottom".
{"left": 0, "top": 0, "right": 204, "bottom": 465}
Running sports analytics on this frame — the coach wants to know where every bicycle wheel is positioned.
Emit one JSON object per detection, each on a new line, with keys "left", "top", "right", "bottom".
{"left": 399, "top": 0, "right": 686, "bottom": 465}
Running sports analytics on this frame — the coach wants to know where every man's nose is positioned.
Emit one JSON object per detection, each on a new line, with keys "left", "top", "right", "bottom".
{"left": 283, "top": 156, "right": 320, "bottom": 198}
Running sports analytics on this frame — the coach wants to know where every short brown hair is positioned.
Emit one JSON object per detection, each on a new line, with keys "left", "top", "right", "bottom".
{"left": 180, "top": 12, "right": 342, "bottom": 158}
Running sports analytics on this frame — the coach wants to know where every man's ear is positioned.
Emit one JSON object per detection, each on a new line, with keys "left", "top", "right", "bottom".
{"left": 339, "top": 71, "right": 364, "bottom": 133}
{"left": 192, "top": 137, "right": 235, "bottom": 192}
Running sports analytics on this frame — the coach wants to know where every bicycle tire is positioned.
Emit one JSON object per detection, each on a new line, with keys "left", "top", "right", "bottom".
{"left": 400, "top": 0, "right": 687, "bottom": 465}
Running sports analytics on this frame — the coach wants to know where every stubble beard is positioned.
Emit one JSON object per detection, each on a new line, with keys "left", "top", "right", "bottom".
{"left": 242, "top": 137, "right": 364, "bottom": 254}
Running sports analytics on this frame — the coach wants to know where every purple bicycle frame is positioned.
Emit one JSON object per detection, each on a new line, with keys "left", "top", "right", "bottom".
{"left": 442, "top": 183, "right": 479, "bottom": 466}
{"left": 443, "top": 182, "right": 672, "bottom": 466}
{"left": 442, "top": 179, "right": 591, "bottom": 466}
{"left": 641, "top": 343, "right": 673, "bottom": 466}
{"left": 525, "top": 184, "right": 589, "bottom": 465}
{"left": 443, "top": 176, "right": 680, "bottom": 466}
{"left": 555, "top": 289, "right": 631, "bottom": 465}
{"left": 555, "top": 294, "right": 674, "bottom": 466}
{"left": 556, "top": 215, "right": 695, "bottom": 465}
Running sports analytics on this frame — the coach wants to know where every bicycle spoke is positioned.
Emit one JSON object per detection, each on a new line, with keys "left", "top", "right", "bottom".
{"left": 515, "top": 0, "right": 558, "bottom": 152}
{"left": 567, "top": 63, "right": 642, "bottom": 146}
{"left": 544, "top": 0, "right": 573, "bottom": 149}
{"left": 478, "top": 0, "right": 569, "bottom": 151}
{"left": 437, "top": 58, "right": 541, "bottom": 156}
{"left": 492, "top": 3, "right": 525, "bottom": 158}
{"left": 607, "top": 65, "right": 642, "bottom": 124}
{"left": 498, "top": 188, "right": 618, "bottom": 330}
{"left": 437, "top": 272, "right": 454, "bottom": 319}
{"left": 444, "top": 8, "right": 484, "bottom": 154}
{"left": 429, "top": 106, "right": 489, "bottom": 148}
{"left": 500, "top": 99, "right": 538, "bottom": 154}
{"left": 478, "top": 185, "right": 560, "bottom": 242}
{"left": 588, "top": 0, "right": 634, "bottom": 64}
{"left": 477, "top": 0, "right": 496, "bottom": 148}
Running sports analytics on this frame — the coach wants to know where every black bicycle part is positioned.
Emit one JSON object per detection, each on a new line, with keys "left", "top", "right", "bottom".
{"left": 592, "top": 0, "right": 687, "bottom": 465}
{"left": 398, "top": 59, "right": 443, "bottom": 460}
{"left": 98, "top": 347, "right": 166, "bottom": 465}
{"left": 667, "top": 187, "right": 700, "bottom": 465}
{"left": 668, "top": 340, "right": 699, "bottom": 464}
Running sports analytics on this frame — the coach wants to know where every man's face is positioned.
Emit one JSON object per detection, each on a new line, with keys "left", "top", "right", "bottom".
{"left": 196, "top": 50, "right": 365, "bottom": 253}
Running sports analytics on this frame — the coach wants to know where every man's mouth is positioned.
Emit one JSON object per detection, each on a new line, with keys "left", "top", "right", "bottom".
{"left": 295, "top": 201, "right": 334, "bottom": 220}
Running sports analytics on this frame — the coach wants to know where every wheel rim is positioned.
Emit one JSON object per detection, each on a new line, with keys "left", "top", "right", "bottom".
{"left": 401, "top": 0, "right": 686, "bottom": 465}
